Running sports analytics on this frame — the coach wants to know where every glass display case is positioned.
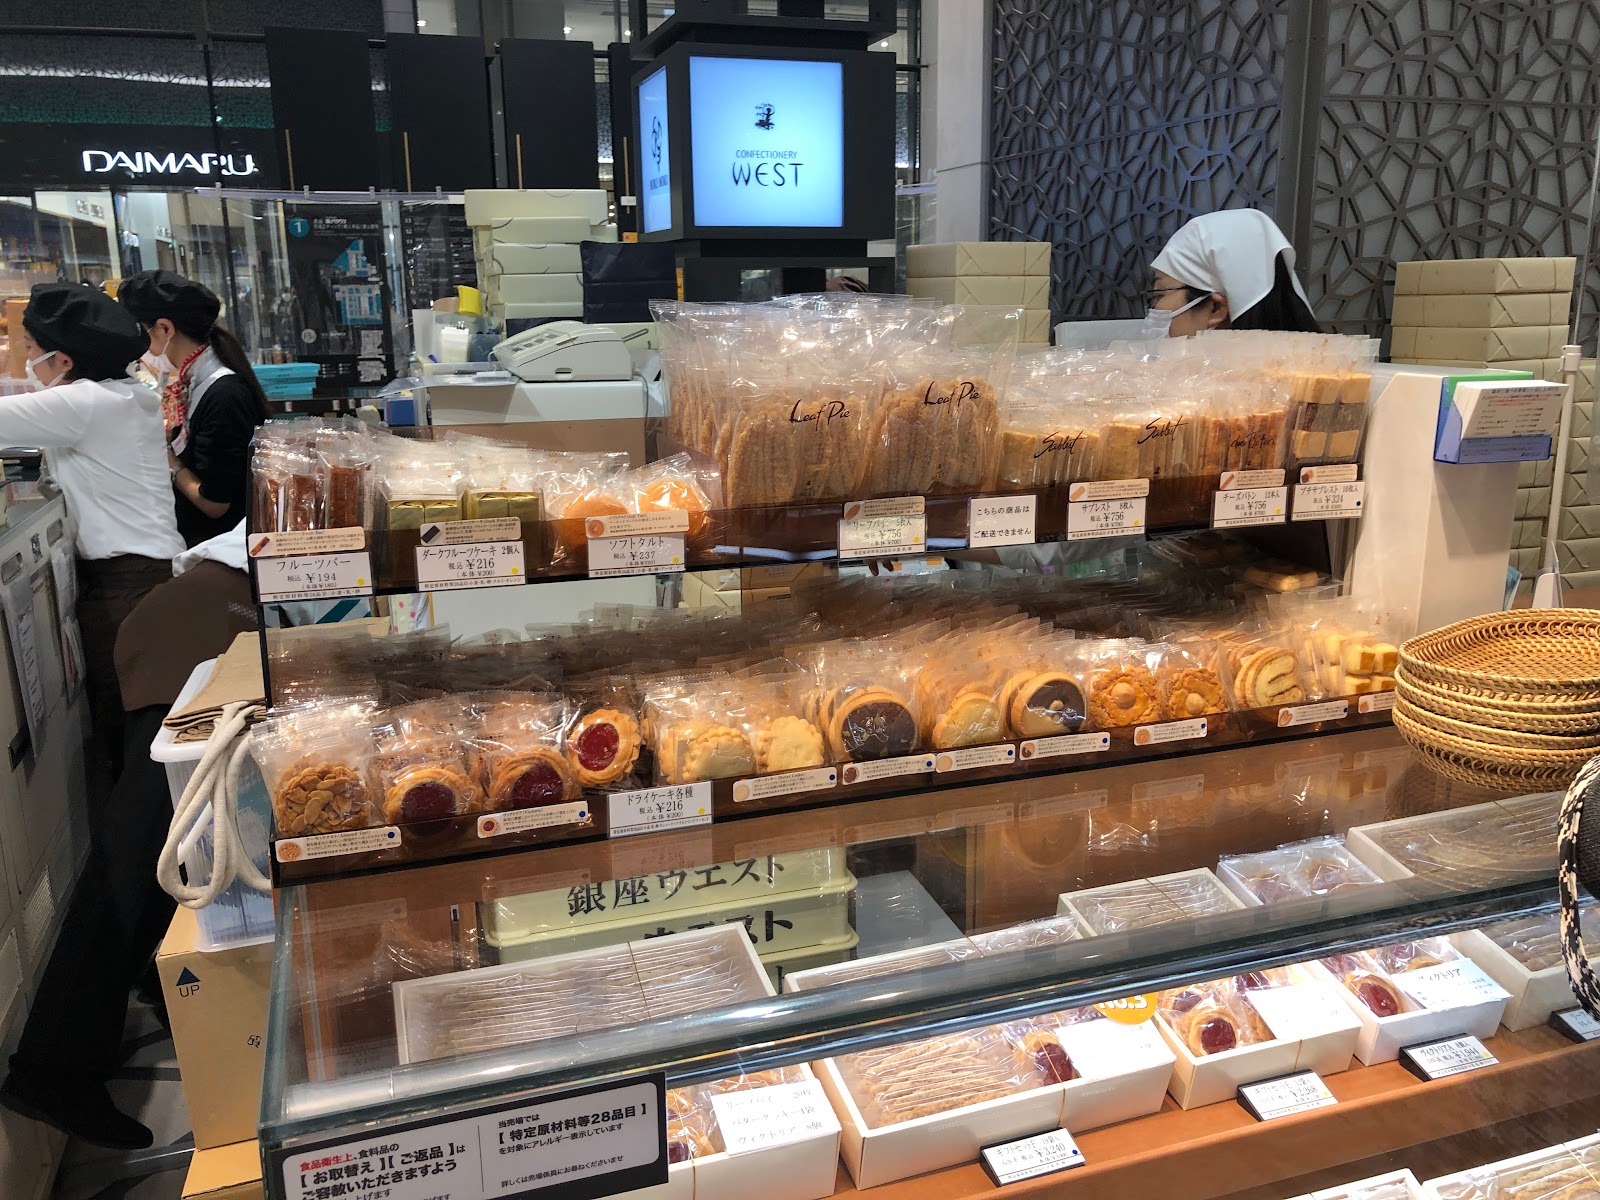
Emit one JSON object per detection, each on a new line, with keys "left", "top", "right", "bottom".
{"left": 259, "top": 724, "right": 1599, "bottom": 1200}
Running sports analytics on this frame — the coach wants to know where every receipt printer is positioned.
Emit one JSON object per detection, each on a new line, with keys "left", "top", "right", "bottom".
{"left": 491, "top": 321, "right": 634, "bottom": 383}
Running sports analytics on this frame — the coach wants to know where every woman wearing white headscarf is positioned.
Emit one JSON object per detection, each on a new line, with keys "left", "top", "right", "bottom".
{"left": 1146, "top": 209, "right": 1319, "bottom": 336}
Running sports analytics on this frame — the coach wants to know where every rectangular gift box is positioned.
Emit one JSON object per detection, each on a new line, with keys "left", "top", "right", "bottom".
{"left": 1391, "top": 324, "right": 1569, "bottom": 364}
{"left": 480, "top": 243, "right": 586, "bottom": 276}
{"left": 464, "top": 188, "right": 610, "bottom": 226}
{"left": 906, "top": 241, "right": 1050, "bottom": 278}
{"left": 906, "top": 275, "right": 1048, "bottom": 310}
{"left": 1390, "top": 292, "right": 1569, "bottom": 328}
{"left": 1394, "top": 256, "right": 1577, "bottom": 297}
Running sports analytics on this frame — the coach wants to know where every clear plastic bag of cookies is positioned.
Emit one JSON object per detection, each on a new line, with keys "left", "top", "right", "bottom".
{"left": 463, "top": 690, "right": 582, "bottom": 812}
{"left": 632, "top": 450, "right": 721, "bottom": 539}
{"left": 1148, "top": 639, "right": 1231, "bottom": 721}
{"left": 563, "top": 673, "right": 644, "bottom": 791}
{"left": 913, "top": 627, "right": 1009, "bottom": 751}
{"left": 1157, "top": 969, "right": 1291, "bottom": 1057}
{"left": 835, "top": 1024, "right": 1045, "bottom": 1128}
{"left": 643, "top": 673, "right": 757, "bottom": 785}
{"left": 543, "top": 450, "right": 636, "bottom": 567}
{"left": 369, "top": 697, "right": 485, "bottom": 824}
{"left": 735, "top": 664, "right": 827, "bottom": 776}
{"left": 252, "top": 700, "right": 379, "bottom": 837}
{"left": 1081, "top": 639, "right": 1164, "bottom": 729}
{"left": 1212, "top": 621, "right": 1309, "bottom": 710}
{"left": 375, "top": 441, "right": 464, "bottom": 532}
{"left": 806, "top": 635, "right": 925, "bottom": 763}
{"left": 993, "top": 629, "right": 1091, "bottom": 741}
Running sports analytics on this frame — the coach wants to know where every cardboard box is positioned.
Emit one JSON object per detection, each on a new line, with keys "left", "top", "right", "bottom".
{"left": 464, "top": 188, "right": 609, "bottom": 226}
{"left": 183, "top": 1140, "right": 264, "bottom": 1200}
{"left": 156, "top": 908, "right": 273, "bottom": 1151}
{"left": 481, "top": 243, "right": 585, "bottom": 276}
{"left": 488, "top": 300, "right": 585, "bottom": 322}
{"left": 1394, "top": 256, "right": 1577, "bottom": 296}
{"left": 1021, "top": 308, "right": 1052, "bottom": 345}
{"left": 906, "top": 241, "right": 1050, "bottom": 278}
{"left": 905, "top": 275, "right": 1048, "bottom": 310}
{"left": 1391, "top": 292, "right": 1569, "bottom": 328}
{"left": 474, "top": 219, "right": 617, "bottom": 250}
{"left": 1391, "top": 325, "right": 1569, "bottom": 363}
{"left": 485, "top": 273, "right": 584, "bottom": 306}
{"left": 1390, "top": 356, "right": 1563, "bottom": 381}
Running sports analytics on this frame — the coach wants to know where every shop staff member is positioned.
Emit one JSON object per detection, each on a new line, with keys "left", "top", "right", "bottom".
{"left": 1147, "top": 209, "right": 1320, "bottom": 336}
{"left": 1, "top": 524, "right": 256, "bottom": 1150}
{"left": 119, "top": 270, "right": 269, "bottom": 546}
{"left": 9, "top": 284, "right": 184, "bottom": 771}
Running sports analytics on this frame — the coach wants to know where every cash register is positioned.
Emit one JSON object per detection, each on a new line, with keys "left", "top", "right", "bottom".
{"left": 491, "top": 321, "right": 634, "bottom": 383}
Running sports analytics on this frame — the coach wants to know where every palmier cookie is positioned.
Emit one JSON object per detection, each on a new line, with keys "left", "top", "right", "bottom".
{"left": 1235, "top": 649, "right": 1306, "bottom": 708}
{"left": 1164, "top": 666, "right": 1227, "bottom": 720}
{"left": 487, "top": 748, "right": 575, "bottom": 810}
{"left": 566, "top": 708, "right": 642, "bottom": 787}
{"left": 382, "top": 763, "right": 482, "bottom": 824}
{"left": 1004, "top": 672, "right": 1086, "bottom": 738}
{"left": 932, "top": 689, "right": 1003, "bottom": 749}
{"left": 830, "top": 687, "right": 918, "bottom": 761}
{"left": 1087, "top": 666, "right": 1162, "bottom": 728}
{"left": 757, "top": 715, "right": 825, "bottom": 773}
{"left": 682, "top": 724, "right": 756, "bottom": 781}
{"left": 274, "top": 762, "right": 371, "bottom": 836}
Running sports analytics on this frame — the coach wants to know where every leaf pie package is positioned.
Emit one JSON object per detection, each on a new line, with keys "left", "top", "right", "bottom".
{"left": 369, "top": 697, "right": 485, "bottom": 824}
{"left": 252, "top": 701, "right": 378, "bottom": 837}
{"left": 464, "top": 690, "right": 580, "bottom": 811}
{"left": 834, "top": 1024, "right": 1047, "bottom": 1128}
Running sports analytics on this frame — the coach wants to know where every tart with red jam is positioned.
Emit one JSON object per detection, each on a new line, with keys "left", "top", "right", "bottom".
{"left": 566, "top": 707, "right": 642, "bottom": 787}
{"left": 1179, "top": 999, "right": 1244, "bottom": 1057}
{"left": 381, "top": 763, "right": 483, "bottom": 824}
{"left": 488, "top": 748, "right": 577, "bottom": 810}
{"left": 1343, "top": 970, "right": 1405, "bottom": 1017}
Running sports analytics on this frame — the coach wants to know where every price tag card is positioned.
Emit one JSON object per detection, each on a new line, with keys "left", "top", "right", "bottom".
{"left": 587, "top": 511, "right": 691, "bottom": 538}
{"left": 1019, "top": 731, "right": 1111, "bottom": 761}
{"left": 1400, "top": 1034, "right": 1498, "bottom": 1081}
{"left": 1358, "top": 690, "right": 1397, "bottom": 714}
{"left": 839, "top": 497, "right": 927, "bottom": 559}
{"left": 416, "top": 541, "right": 526, "bottom": 590}
{"left": 967, "top": 495, "right": 1037, "bottom": 547}
{"left": 935, "top": 744, "right": 1016, "bottom": 772}
{"left": 607, "top": 782, "right": 712, "bottom": 838}
{"left": 1277, "top": 699, "right": 1350, "bottom": 728}
{"left": 1133, "top": 717, "right": 1208, "bottom": 746}
{"left": 838, "top": 754, "right": 936, "bottom": 785}
{"left": 275, "top": 826, "right": 401, "bottom": 863}
{"left": 707, "top": 1081, "right": 840, "bottom": 1156}
{"left": 257, "top": 552, "right": 374, "bottom": 602}
{"left": 1066, "top": 495, "right": 1146, "bottom": 541}
{"left": 1070, "top": 478, "right": 1150, "bottom": 501}
{"left": 980, "top": 1129, "right": 1085, "bottom": 1187}
{"left": 249, "top": 527, "right": 366, "bottom": 557}
{"left": 1293, "top": 480, "right": 1366, "bottom": 520}
{"left": 273, "top": 1075, "right": 669, "bottom": 1200}
{"left": 1394, "top": 959, "right": 1510, "bottom": 1012}
{"left": 731, "top": 767, "right": 838, "bottom": 803}
{"left": 1300, "top": 464, "right": 1359, "bottom": 484}
{"left": 1220, "top": 469, "right": 1287, "bottom": 491}
{"left": 588, "top": 534, "right": 686, "bottom": 577}
{"left": 419, "top": 516, "right": 522, "bottom": 546}
{"left": 1549, "top": 1007, "right": 1600, "bottom": 1042}
{"left": 1237, "top": 1071, "right": 1337, "bottom": 1121}
{"left": 477, "top": 803, "right": 591, "bottom": 838}
{"left": 1212, "top": 486, "right": 1288, "bottom": 529}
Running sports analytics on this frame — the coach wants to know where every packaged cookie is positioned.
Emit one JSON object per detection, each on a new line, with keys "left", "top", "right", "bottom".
{"left": 563, "top": 676, "right": 645, "bottom": 789}
{"left": 1156, "top": 971, "right": 1288, "bottom": 1057}
{"left": 1150, "top": 640, "right": 1230, "bottom": 721}
{"left": 465, "top": 691, "right": 580, "bottom": 811}
{"left": 544, "top": 451, "right": 636, "bottom": 567}
{"left": 252, "top": 701, "right": 378, "bottom": 837}
{"left": 806, "top": 635, "right": 924, "bottom": 763}
{"left": 1082, "top": 640, "right": 1164, "bottom": 729}
{"left": 1320, "top": 939, "right": 1461, "bottom": 1018}
{"left": 834, "top": 1025, "right": 1044, "bottom": 1128}
{"left": 913, "top": 628, "right": 1008, "bottom": 751}
{"left": 997, "top": 631, "right": 1089, "bottom": 739}
{"left": 738, "top": 667, "right": 826, "bottom": 775}
{"left": 632, "top": 451, "right": 721, "bottom": 540}
{"left": 643, "top": 673, "right": 757, "bottom": 785}
{"left": 369, "top": 698, "right": 485, "bottom": 824}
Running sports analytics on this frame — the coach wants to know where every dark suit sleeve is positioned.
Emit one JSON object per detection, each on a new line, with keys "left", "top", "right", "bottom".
{"left": 182, "top": 377, "right": 262, "bottom": 510}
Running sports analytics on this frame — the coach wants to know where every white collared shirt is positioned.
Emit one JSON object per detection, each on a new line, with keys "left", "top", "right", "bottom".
{"left": 0, "top": 376, "right": 185, "bottom": 561}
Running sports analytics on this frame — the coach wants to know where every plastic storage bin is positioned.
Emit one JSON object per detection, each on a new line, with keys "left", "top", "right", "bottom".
{"left": 151, "top": 659, "right": 275, "bottom": 952}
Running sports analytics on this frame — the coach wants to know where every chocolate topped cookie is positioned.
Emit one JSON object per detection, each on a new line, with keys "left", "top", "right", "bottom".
{"left": 831, "top": 688, "right": 918, "bottom": 761}
{"left": 1005, "top": 672, "right": 1087, "bottom": 738}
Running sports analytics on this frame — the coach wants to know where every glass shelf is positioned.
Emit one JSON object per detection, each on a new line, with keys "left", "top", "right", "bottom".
{"left": 259, "top": 725, "right": 1579, "bottom": 1197}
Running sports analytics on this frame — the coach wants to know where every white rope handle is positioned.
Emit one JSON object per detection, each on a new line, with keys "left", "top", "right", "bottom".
{"left": 157, "top": 701, "right": 271, "bottom": 907}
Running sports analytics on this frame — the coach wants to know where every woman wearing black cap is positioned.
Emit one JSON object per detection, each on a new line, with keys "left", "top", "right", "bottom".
{"left": 8, "top": 284, "right": 185, "bottom": 770}
{"left": 118, "top": 270, "right": 269, "bottom": 546}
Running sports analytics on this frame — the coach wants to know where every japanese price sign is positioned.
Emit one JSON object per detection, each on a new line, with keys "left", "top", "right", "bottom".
{"left": 1393, "top": 960, "right": 1509, "bottom": 1012}
{"left": 1277, "top": 699, "right": 1350, "bottom": 727}
{"left": 980, "top": 1129, "right": 1085, "bottom": 1186}
{"left": 416, "top": 541, "right": 526, "bottom": 590}
{"left": 1358, "top": 691, "right": 1396, "bottom": 714}
{"left": 1293, "top": 480, "right": 1366, "bottom": 520}
{"left": 967, "top": 495, "right": 1037, "bottom": 547}
{"left": 1219, "top": 469, "right": 1287, "bottom": 491}
{"left": 588, "top": 534, "right": 686, "bottom": 578}
{"left": 256, "top": 552, "right": 374, "bottom": 602}
{"left": 1212, "top": 486, "right": 1287, "bottom": 529}
{"left": 1550, "top": 1007, "right": 1600, "bottom": 1042}
{"left": 1237, "top": 1071, "right": 1337, "bottom": 1121}
{"left": 1400, "top": 1035, "right": 1498, "bottom": 1081}
{"left": 249, "top": 527, "right": 366, "bottom": 557}
{"left": 1066, "top": 496, "right": 1145, "bottom": 541}
{"left": 274, "top": 1075, "right": 668, "bottom": 1200}
{"left": 420, "top": 516, "right": 522, "bottom": 545}
{"left": 608, "top": 782, "right": 713, "bottom": 838}
{"left": 707, "top": 1080, "right": 840, "bottom": 1155}
{"left": 839, "top": 496, "right": 926, "bottom": 559}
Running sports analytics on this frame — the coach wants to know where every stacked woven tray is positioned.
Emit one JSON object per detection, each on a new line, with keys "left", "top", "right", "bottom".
{"left": 1394, "top": 609, "right": 1600, "bottom": 791}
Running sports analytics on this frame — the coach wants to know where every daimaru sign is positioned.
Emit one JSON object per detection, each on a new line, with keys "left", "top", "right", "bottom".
{"left": 81, "top": 149, "right": 261, "bottom": 177}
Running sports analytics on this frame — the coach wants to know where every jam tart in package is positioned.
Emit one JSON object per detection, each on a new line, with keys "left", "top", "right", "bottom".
{"left": 370, "top": 698, "right": 485, "bottom": 824}
{"left": 999, "top": 1009, "right": 1103, "bottom": 1084}
{"left": 1320, "top": 937, "right": 1461, "bottom": 1018}
{"left": 253, "top": 701, "right": 378, "bottom": 837}
{"left": 465, "top": 691, "right": 580, "bottom": 811}
{"left": 563, "top": 674, "right": 644, "bottom": 789}
{"left": 1157, "top": 968, "right": 1291, "bottom": 1057}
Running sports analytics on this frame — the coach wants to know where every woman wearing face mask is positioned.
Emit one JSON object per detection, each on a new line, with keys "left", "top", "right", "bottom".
{"left": 1146, "top": 209, "right": 1320, "bottom": 337}
{"left": 9, "top": 283, "right": 184, "bottom": 772}
{"left": 118, "top": 270, "right": 269, "bottom": 546}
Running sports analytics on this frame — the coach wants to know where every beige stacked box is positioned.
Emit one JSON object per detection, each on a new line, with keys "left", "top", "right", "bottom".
{"left": 463, "top": 189, "right": 618, "bottom": 327}
{"left": 1387, "top": 256, "right": 1593, "bottom": 591}
{"left": 906, "top": 241, "right": 1052, "bottom": 346}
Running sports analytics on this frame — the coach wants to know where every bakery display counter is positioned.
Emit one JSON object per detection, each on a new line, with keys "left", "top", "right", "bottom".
{"left": 259, "top": 726, "right": 1594, "bottom": 1200}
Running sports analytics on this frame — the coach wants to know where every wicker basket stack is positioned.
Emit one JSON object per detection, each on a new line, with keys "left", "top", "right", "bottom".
{"left": 1394, "top": 609, "right": 1600, "bottom": 791}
